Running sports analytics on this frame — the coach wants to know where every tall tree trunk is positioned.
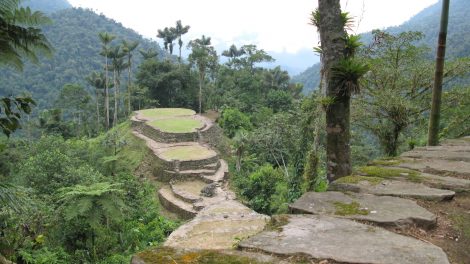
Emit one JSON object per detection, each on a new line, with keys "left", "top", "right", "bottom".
{"left": 127, "top": 57, "right": 132, "bottom": 115}
{"left": 318, "top": 0, "right": 351, "bottom": 182}
{"left": 113, "top": 69, "right": 118, "bottom": 127}
{"left": 105, "top": 55, "right": 110, "bottom": 130}
{"left": 428, "top": 0, "right": 450, "bottom": 146}
{"left": 198, "top": 71, "right": 204, "bottom": 114}
{"left": 95, "top": 90, "right": 100, "bottom": 132}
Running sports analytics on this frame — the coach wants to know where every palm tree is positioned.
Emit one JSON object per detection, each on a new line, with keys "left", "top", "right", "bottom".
{"left": 86, "top": 72, "right": 106, "bottom": 131}
{"left": 98, "top": 32, "right": 116, "bottom": 130}
{"left": 157, "top": 27, "right": 176, "bottom": 60}
{"left": 108, "top": 46, "right": 127, "bottom": 127}
{"left": 188, "top": 35, "right": 218, "bottom": 113}
{"left": 174, "top": 20, "right": 190, "bottom": 62}
{"left": 139, "top": 48, "right": 158, "bottom": 60}
{"left": 122, "top": 40, "right": 139, "bottom": 115}
{"left": 0, "top": 0, "right": 52, "bottom": 70}
{"left": 57, "top": 182, "right": 125, "bottom": 261}
{"left": 428, "top": 0, "right": 450, "bottom": 146}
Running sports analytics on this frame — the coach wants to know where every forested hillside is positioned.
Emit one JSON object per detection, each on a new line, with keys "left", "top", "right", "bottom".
{"left": 22, "top": 0, "right": 71, "bottom": 13}
{"left": 0, "top": 7, "right": 164, "bottom": 109}
{"left": 294, "top": 0, "right": 470, "bottom": 93}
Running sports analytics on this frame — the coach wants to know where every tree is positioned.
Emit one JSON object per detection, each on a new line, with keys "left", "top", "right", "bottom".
{"left": 108, "top": 46, "right": 128, "bottom": 128}
{"left": 173, "top": 20, "right": 190, "bottom": 62}
{"left": 222, "top": 44, "right": 245, "bottom": 68}
{"left": 317, "top": 0, "right": 351, "bottom": 181}
{"left": 55, "top": 84, "right": 91, "bottom": 137}
{"left": 98, "top": 32, "right": 116, "bottom": 130}
{"left": 187, "top": 35, "right": 218, "bottom": 113}
{"left": 122, "top": 40, "right": 139, "bottom": 115}
{"left": 139, "top": 48, "right": 158, "bottom": 60}
{"left": 157, "top": 27, "right": 176, "bottom": 60}
{"left": 86, "top": 72, "right": 106, "bottom": 131}
{"left": 0, "top": 0, "right": 52, "bottom": 70}
{"left": 428, "top": 0, "right": 450, "bottom": 146}
{"left": 56, "top": 182, "right": 125, "bottom": 261}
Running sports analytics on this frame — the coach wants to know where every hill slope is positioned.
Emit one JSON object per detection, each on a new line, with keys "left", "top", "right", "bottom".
{"left": 22, "top": 0, "right": 72, "bottom": 13}
{"left": 293, "top": 0, "right": 470, "bottom": 93}
{"left": 0, "top": 7, "right": 164, "bottom": 109}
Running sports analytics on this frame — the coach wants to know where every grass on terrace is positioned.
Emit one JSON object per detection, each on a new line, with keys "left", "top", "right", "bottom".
{"left": 160, "top": 145, "right": 216, "bottom": 161}
{"left": 148, "top": 118, "right": 203, "bottom": 133}
{"left": 137, "top": 108, "right": 195, "bottom": 120}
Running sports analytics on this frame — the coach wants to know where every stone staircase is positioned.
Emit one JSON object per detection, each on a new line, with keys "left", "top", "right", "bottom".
{"left": 131, "top": 109, "right": 470, "bottom": 263}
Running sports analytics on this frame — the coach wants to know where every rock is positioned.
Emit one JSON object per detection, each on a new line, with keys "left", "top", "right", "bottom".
{"left": 329, "top": 179, "right": 455, "bottom": 201}
{"left": 238, "top": 215, "right": 450, "bottom": 264}
{"left": 165, "top": 200, "right": 269, "bottom": 250}
{"left": 396, "top": 158, "right": 470, "bottom": 178}
{"left": 200, "top": 183, "right": 218, "bottom": 197}
{"left": 289, "top": 191, "right": 436, "bottom": 229}
{"left": 401, "top": 148, "right": 470, "bottom": 162}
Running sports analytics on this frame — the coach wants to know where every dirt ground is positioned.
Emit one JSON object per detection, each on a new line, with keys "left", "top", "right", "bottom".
{"left": 386, "top": 193, "right": 470, "bottom": 264}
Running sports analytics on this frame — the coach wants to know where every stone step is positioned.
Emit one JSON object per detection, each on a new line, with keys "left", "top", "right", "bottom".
{"left": 358, "top": 165, "right": 470, "bottom": 193}
{"left": 203, "top": 161, "right": 221, "bottom": 171}
{"left": 329, "top": 178, "right": 455, "bottom": 201}
{"left": 202, "top": 159, "right": 229, "bottom": 183}
{"left": 396, "top": 158, "right": 470, "bottom": 178}
{"left": 401, "top": 149, "right": 470, "bottom": 162}
{"left": 165, "top": 200, "right": 269, "bottom": 250}
{"left": 239, "top": 214, "right": 449, "bottom": 264}
{"left": 170, "top": 180, "right": 206, "bottom": 203}
{"left": 289, "top": 191, "right": 436, "bottom": 229}
{"left": 441, "top": 138, "right": 470, "bottom": 146}
{"left": 158, "top": 186, "right": 197, "bottom": 220}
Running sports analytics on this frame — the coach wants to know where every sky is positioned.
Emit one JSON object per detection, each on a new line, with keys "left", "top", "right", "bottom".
{"left": 67, "top": 0, "right": 439, "bottom": 55}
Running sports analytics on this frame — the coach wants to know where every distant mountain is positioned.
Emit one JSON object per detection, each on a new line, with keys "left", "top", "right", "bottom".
{"left": 0, "top": 6, "right": 164, "bottom": 109}
{"left": 22, "top": 0, "right": 72, "bottom": 13}
{"left": 293, "top": 0, "right": 470, "bottom": 94}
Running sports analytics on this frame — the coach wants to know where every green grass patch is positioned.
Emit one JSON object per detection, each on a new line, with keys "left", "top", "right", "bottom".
{"left": 160, "top": 145, "right": 215, "bottom": 161}
{"left": 137, "top": 108, "right": 195, "bottom": 119}
{"left": 148, "top": 118, "right": 203, "bottom": 133}
{"left": 369, "top": 158, "right": 403, "bottom": 166}
{"left": 136, "top": 247, "right": 269, "bottom": 264}
{"left": 334, "top": 201, "right": 369, "bottom": 216}
{"left": 357, "top": 166, "right": 423, "bottom": 182}
{"left": 451, "top": 213, "right": 470, "bottom": 239}
{"left": 335, "top": 175, "right": 384, "bottom": 185}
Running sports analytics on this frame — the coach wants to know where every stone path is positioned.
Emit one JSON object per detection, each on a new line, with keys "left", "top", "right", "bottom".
{"left": 131, "top": 108, "right": 268, "bottom": 252}
{"left": 132, "top": 109, "right": 469, "bottom": 264}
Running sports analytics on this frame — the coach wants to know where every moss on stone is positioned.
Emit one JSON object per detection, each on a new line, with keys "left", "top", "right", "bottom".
{"left": 335, "top": 175, "right": 384, "bottom": 185}
{"left": 136, "top": 247, "right": 268, "bottom": 264}
{"left": 369, "top": 158, "right": 403, "bottom": 166}
{"left": 358, "top": 166, "right": 423, "bottom": 183}
{"left": 333, "top": 201, "right": 369, "bottom": 216}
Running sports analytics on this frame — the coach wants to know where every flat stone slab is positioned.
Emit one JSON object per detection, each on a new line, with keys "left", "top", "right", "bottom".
{"left": 239, "top": 215, "right": 450, "bottom": 264}
{"left": 165, "top": 200, "right": 269, "bottom": 250}
{"left": 401, "top": 148, "right": 470, "bottom": 162}
{"left": 289, "top": 191, "right": 436, "bottom": 229}
{"left": 396, "top": 158, "right": 470, "bottom": 178}
{"left": 329, "top": 179, "right": 455, "bottom": 201}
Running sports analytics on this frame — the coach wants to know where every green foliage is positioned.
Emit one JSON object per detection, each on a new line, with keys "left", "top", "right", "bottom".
{"left": 332, "top": 58, "right": 369, "bottom": 95}
{"left": 0, "top": 95, "right": 36, "bottom": 137}
{"left": 266, "top": 90, "right": 293, "bottom": 113}
{"left": 0, "top": 0, "right": 52, "bottom": 70}
{"left": 239, "top": 164, "right": 288, "bottom": 215}
{"left": 440, "top": 86, "right": 470, "bottom": 138}
{"left": 218, "top": 108, "right": 252, "bottom": 138}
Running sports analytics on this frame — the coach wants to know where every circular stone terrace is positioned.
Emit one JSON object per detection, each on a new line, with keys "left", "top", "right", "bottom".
{"left": 159, "top": 145, "right": 217, "bottom": 162}
{"left": 135, "top": 108, "right": 196, "bottom": 121}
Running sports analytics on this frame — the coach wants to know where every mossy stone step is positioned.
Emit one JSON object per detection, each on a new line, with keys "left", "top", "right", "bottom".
{"left": 395, "top": 158, "right": 470, "bottom": 178}
{"left": 329, "top": 178, "right": 455, "bottom": 201}
{"left": 239, "top": 215, "right": 450, "bottom": 264}
{"left": 289, "top": 191, "right": 436, "bottom": 229}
